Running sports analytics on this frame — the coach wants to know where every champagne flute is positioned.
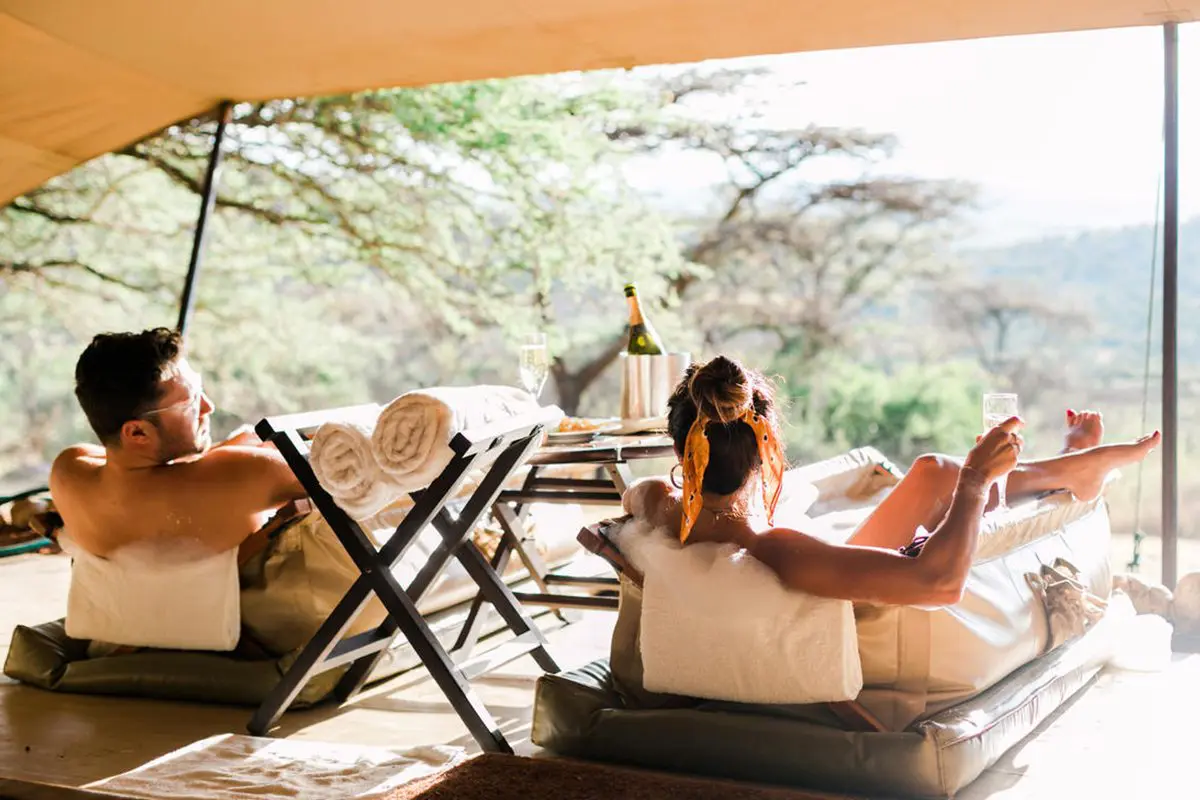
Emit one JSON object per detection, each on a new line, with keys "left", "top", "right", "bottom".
{"left": 518, "top": 332, "right": 549, "bottom": 399}
{"left": 982, "top": 393, "right": 1019, "bottom": 511}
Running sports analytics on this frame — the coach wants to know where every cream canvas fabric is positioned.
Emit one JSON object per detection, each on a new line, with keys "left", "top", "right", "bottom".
{"left": 240, "top": 502, "right": 585, "bottom": 657}
{"left": 0, "top": 1, "right": 1174, "bottom": 207}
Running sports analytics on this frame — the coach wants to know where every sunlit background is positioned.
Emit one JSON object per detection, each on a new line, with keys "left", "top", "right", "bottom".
{"left": 3, "top": 23, "right": 1197, "bottom": 577}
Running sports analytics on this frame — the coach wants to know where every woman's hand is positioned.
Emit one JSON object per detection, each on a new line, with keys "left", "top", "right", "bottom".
{"left": 963, "top": 416, "right": 1024, "bottom": 485}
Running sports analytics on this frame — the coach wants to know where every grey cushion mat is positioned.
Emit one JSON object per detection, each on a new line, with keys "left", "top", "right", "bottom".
{"left": 4, "top": 574, "right": 562, "bottom": 708}
{"left": 3, "top": 620, "right": 342, "bottom": 708}
{"left": 532, "top": 625, "right": 1109, "bottom": 800}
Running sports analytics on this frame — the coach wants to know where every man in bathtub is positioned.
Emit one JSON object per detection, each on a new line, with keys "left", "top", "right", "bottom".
{"left": 50, "top": 327, "right": 306, "bottom": 565}
{"left": 50, "top": 327, "right": 369, "bottom": 657}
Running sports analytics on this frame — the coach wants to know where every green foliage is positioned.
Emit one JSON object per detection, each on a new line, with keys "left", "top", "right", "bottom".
{"left": 779, "top": 358, "right": 987, "bottom": 466}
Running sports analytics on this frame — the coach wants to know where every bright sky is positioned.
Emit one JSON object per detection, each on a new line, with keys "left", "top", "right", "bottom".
{"left": 633, "top": 24, "right": 1200, "bottom": 245}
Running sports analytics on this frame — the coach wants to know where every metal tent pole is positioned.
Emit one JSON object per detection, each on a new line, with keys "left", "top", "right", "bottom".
{"left": 176, "top": 101, "right": 233, "bottom": 335}
{"left": 1162, "top": 22, "right": 1180, "bottom": 589}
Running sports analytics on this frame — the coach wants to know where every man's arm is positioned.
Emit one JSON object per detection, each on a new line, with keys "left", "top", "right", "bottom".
{"left": 52, "top": 443, "right": 105, "bottom": 465}
{"left": 199, "top": 445, "right": 307, "bottom": 510}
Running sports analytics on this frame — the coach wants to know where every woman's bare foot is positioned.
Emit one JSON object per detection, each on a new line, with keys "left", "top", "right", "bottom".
{"left": 1064, "top": 431, "right": 1161, "bottom": 501}
{"left": 1063, "top": 409, "right": 1104, "bottom": 452}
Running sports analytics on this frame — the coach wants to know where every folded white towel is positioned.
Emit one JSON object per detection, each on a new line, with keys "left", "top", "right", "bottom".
{"left": 616, "top": 518, "right": 863, "bottom": 705}
{"left": 370, "top": 385, "right": 546, "bottom": 490}
{"left": 310, "top": 415, "right": 404, "bottom": 519}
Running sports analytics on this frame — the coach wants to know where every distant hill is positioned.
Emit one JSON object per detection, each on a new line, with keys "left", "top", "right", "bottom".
{"left": 960, "top": 216, "right": 1200, "bottom": 376}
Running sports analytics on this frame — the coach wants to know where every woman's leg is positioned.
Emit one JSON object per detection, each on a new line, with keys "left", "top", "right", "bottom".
{"left": 1006, "top": 434, "right": 1159, "bottom": 501}
{"left": 848, "top": 431, "right": 1161, "bottom": 551}
{"left": 847, "top": 454, "right": 959, "bottom": 549}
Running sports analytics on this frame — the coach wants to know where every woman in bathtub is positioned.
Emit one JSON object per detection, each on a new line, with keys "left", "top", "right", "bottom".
{"left": 623, "top": 356, "right": 1160, "bottom": 607}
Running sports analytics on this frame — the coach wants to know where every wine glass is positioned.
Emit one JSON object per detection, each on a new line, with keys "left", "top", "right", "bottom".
{"left": 982, "top": 393, "right": 1019, "bottom": 511}
{"left": 518, "top": 332, "right": 549, "bottom": 399}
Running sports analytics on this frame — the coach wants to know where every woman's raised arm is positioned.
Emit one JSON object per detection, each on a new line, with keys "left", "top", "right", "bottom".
{"left": 752, "top": 417, "right": 1021, "bottom": 607}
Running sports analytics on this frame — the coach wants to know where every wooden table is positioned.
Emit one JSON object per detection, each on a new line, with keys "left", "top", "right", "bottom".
{"left": 452, "top": 434, "right": 674, "bottom": 652}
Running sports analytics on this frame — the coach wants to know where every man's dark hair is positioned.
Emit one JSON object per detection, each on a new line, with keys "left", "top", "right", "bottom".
{"left": 74, "top": 328, "right": 184, "bottom": 444}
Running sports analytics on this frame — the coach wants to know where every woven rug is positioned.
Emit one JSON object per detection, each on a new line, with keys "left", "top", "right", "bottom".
{"left": 0, "top": 747, "right": 840, "bottom": 800}
{"left": 81, "top": 735, "right": 460, "bottom": 799}
{"left": 382, "top": 753, "right": 838, "bottom": 800}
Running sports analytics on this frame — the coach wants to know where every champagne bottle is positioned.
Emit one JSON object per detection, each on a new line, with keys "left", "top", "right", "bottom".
{"left": 624, "top": 282, "right": 666, "bottom": 355}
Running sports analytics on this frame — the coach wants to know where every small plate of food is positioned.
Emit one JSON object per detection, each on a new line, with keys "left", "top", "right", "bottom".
{"left": 546, "top": 416, "right": 622, "bottom": 445}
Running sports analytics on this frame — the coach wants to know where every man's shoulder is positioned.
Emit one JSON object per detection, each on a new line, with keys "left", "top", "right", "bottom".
{"left": 49, "top": 446, "right": 106, "bottom": 536}
{"left": 51, "top": 444, "right": 104, "bottom": 479}
{"left": 187, "top": 445, "right": 289, "bottom": 479}
{"left": 190, "top": 444, "right": 305, "bottom": 507}
{"left": 54, "top": 443, "right": 105, "bottom": 462}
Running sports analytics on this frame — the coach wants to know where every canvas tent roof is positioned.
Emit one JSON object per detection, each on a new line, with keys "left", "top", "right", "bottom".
{"left": 0, "top": 0, "right": 1188, "bottom": 206}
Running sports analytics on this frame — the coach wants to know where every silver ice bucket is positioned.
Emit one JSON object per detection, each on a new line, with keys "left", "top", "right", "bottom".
{"left": 619, "top": 352, "right": 692, "bottom": 421}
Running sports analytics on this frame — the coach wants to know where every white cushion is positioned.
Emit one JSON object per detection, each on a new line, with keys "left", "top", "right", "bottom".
{"left": 62, "top": 532, "right": 240, "bottom": 652}
{"left": 616, "top": 518, "right": 863, "bottom": 705}
{"left": 854, "top": 497, "right": 1115, "bottom": 729}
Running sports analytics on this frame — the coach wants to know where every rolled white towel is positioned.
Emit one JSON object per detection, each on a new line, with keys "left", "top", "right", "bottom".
{"left": 371, "top": 385, "right": 542, "bottom": 490}
{"left": 310, "top": 417, "right": 404, "bottom": 519}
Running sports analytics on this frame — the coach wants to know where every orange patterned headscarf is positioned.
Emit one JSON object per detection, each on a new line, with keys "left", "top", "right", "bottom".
{"left": 679, "top": 402, "right": 786, "bottom": 543}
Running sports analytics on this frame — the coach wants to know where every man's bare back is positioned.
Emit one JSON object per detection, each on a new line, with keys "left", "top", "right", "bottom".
{"left": 52, "top": 442, "right": 304, "bottom": 558}
{"left": 52, "top": 328, "right": 305, "bottom": 559}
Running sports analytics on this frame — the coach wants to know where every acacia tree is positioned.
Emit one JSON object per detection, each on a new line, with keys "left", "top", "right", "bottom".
{"left": 0, "top": 76, "right": 687, "bottom": 481}
{"left": 0, "top": 67, "right": 977, "bottom": 486}
{"left": 4, "top": 83, "right": 675, "bottom": 321}
{"left": 929, "top": 277, "right": 1092, "bottom": 402}
{"left": 537, "top": 68, "right": 974, "bottom": 411}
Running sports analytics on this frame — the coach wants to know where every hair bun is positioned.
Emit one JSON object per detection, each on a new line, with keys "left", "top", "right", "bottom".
{"left": 688, "top": 356, "right": 752, "bottom": 423}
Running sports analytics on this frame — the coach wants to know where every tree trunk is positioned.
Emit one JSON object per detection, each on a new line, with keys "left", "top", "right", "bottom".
{"left": 552, "top": 374, "right": 587, "bottom": 416}
{"left": 550, "top": 333, "right": 626, "bottom": 415}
